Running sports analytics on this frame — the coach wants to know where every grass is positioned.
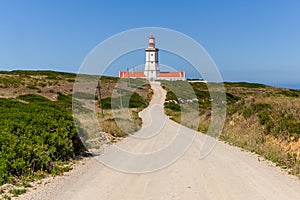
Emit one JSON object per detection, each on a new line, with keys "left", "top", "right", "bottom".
{"left": 71, "top": 76, "right": 152, "bottom": 148}
{"left": 224, "top": 82, "right": 267, "bottom": 88}
{"left": 0, "top": 76, "right": 22, "bottom": 88}
{"left": 3, "top": 195, "right": 11, "bottom": 200}
{"left": 17, "top": 94, "right": 50, "bottom": 102}
{"left": 0, "top": 70, "right": 93, "bottom": 188}
{"left": 162, "top": 80, "right": 300, "bottom": 177}
{"left": 0, "top": 70, "right": 76, "bottom": 78}
{"left": 275, "top": 89, "right": 300, "bottom": 97}
{"left": 101, "top": 91, "right": 148, "bottom": 110}
{"left": 9, "top": 189, "right": 26, "bottom": 196}
{"left": 98, "top": 89, "right": 151, "bottom": 137}
{"left": 220, "top": 86, "right": 300, "bottom": 176}
{"left": 73, "top": 92, "right": 98, "bottom": 100}
{"left": 0, "top": 96, "right": 87, "bottom": 185}
{"left": 99, "top": 111, "right": 141, "bottom": 137}
{"left": 0, "top": 70, "right": 119, "bottom": 198}
{"left": 164, "top": 102, "right": 181, "bottom": 112}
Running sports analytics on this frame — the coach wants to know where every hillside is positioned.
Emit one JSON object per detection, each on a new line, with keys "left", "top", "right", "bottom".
{"left": 14, "top": 81, "right": 300, "bottom": 200}
{"left": 162, "top": 80, "right": 300, "bottom": 177}
{"left": 0, "top": 70, "right": 152, "bottom": 199}
{"left": 1, "top": 70, "right": 299, "bottom": 198}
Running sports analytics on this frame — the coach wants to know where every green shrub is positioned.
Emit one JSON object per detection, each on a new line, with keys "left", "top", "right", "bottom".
{"left": 46, "top": 76, "right": 61, "bottom": 80}
{"left": 17, "top": 94, "right": 50, "bottom": 103}
{"left": 257, "top": 110, "right": 271, "bottom": 125}
{"left": 101, "top": 97, "right": 112, "bottom": 109}
{"left": 67, "top": 79, "right": 75, "bottom": 82}
{"left": 99, "top": 76, "right": 118, "bottom": 83}
{"left": 9, "top": 188, "right": 26, "bottom": 196}
{"left": 226, "top": 92, "right": 241, "bottom": 104}
{"left": 225, "top": 82, "right": 266, "bottom": 88}
{"left": 253, "top": 103, "right": 271, "bottom": 111}
{"left": 128, "top": 92, "right": 146, "bottom": 108}
{"left": 166, "top": 91, "right": 178, "bottom": 101}
{"left": 0, "top": 76, "right": 22, "bottom": 88}
{"left": 164, "top": 102, "right": 181, "bottom": 112}
{"left": 276, "top": 90, "right": 300, "bottom": 97}
{"left": 0, "top": 97, "right": 86, "bottom": 185}
{"left": 3, "top": 194, "right": 11, "bottom": 200}
{"left": 101, "top": 92, "right": 146, "bottom": 109}
{"left": 39, "top": 82, "right": 47, "bottom": 87}
{"left": 26, "top": 85, "right": 39, "bottom": 90}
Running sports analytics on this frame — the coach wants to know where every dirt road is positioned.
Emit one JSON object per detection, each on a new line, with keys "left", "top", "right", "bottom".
{"left": 20, "top": 82, "right": 300, "bottom": 200}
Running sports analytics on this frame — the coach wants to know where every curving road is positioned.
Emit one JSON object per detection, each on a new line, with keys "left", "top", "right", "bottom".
{"left": 20, "top": 82, "right": 300, "bottom": 200}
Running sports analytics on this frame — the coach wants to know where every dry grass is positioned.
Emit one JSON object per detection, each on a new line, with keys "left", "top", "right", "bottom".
{"left": 163, "top": 80, "right": 300, "bottom": 177}
{"left": 0, "top": 71, "right": 152, "bottom": 151}
{"left": 98, "top": 108, "right": 142, "bottom": 137}
{"left": 0, "top": 73, "right": 74, "bottom": 100}
{"left": 72, "top": 77, "right": 152, "bottom": 148}
{"left": 223, "top": 91, "right": 300, "bottom": 176}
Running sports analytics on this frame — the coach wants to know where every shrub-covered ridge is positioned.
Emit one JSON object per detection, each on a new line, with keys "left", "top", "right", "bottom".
{"left": 0, "top": 94, "right": 85, "bottom": 186}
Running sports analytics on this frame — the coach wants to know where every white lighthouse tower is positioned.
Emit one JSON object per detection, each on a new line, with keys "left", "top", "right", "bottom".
{"left": 144, "top": 35, "right": 160, "bottom": 81}
{"left": 119, "top": 35, "right": 185, "bottom": 81}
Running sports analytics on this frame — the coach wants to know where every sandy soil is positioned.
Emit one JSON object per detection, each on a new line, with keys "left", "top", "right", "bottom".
{"left": 17, "top": 82, "right": 300, "bottom": 200}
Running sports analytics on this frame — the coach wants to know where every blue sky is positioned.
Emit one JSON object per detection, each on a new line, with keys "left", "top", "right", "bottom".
{"left": 0, "top": 0, "right": 299, "bottom": 88}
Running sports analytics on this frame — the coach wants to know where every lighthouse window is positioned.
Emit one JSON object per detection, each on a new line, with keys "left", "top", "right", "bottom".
{"left": 151, "top": 61, "right": 153, "bottom": 64}
{"left": 151, "top": 54, "right": 153, "bottom": 56}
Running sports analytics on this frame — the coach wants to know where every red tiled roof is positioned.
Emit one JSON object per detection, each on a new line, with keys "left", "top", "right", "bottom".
{"left": 119, "top": 71, "right": 185, "bottom": 79}
{"left": 158, "top": 72, "right": 184, "bottom": 78}
{"left": 119, "top": 72, "right": 146, "bottom": 78}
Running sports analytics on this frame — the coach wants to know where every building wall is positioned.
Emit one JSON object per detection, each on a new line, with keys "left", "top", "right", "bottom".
{"left": 144, "top": 48, "right": 159, "bottom": 80}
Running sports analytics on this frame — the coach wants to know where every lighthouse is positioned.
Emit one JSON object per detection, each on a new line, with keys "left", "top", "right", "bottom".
{"left": 144, "top": 35, "right": 160, "bottom": 81}
{"left": 119, "top": 35, "right": 185, "bottom": 81}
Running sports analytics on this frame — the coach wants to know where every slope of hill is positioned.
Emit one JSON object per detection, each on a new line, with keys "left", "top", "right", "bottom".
{"left": 1, "top": 70, "right": 298, "bottom": 198}
{"left": 0, "top": 70, "right": 152, "bottom": 199}
{"left": 162, "top": 80, "right": 300, "bottom": 177}
{"left": 15, "top": 81, "right": 300, "bottom": 200}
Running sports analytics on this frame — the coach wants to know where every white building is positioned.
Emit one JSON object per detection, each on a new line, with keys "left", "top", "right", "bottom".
{"left": 144, "top": 35, "right": 160, "bottom": 81}
{"left": 119, "top": 35, "right": 185, "bottom": 81}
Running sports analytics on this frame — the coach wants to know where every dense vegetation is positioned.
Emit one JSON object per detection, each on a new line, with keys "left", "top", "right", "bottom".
{"left": 0, "top": 71, "right": 152, "bottom": 199}
{"left": 162, "top": 81, "right": 300, "bottom": 177}
{"left": 0, "top": 94, "right": 86, "bottom": 186}
{"left": 101, "top": 92, "right": 147, "bottom": 109}
{"left": 224, "top": 81, "right": 266, "bottom": 88}
{"left": 0, "top": 70, "right": 90, "bottom": 198}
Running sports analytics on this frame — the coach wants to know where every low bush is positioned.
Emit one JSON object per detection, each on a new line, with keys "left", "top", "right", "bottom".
{"left": 0, "top": 76, "right": 22, "bottom": 88}
{"left": 9, "top": 189, "right": 26, "bottom": 196}
{"left": 165, "top": 91, "right": 177, "bottom": 101}
{"left": 100, "top": 92, "right": 146, "bottom": 109}
{"left": 276, "top": 90, "right": 300, "bottom": 97}
{"left": 26, "top": 85, "right": 39, "bottom": 90}
{"left": 129, "top": 92, "right": 146, "bottom": 108}
{"left": 164, "top": 102, "right": 181, "bottom": 112}
{"left": 0, "top": 96, "right": 86, "bottom": 185}
{"left": 17, "top": 94, "right": 50, "bottom": 103}
{"left": 0, "top": 70, "right": 75, "bottom": 78}
{"left": 225, "top": 82, "right": 266, "bottom": 88}
{"left": 163, "top": 80, "right": 300, "bottom": 177}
